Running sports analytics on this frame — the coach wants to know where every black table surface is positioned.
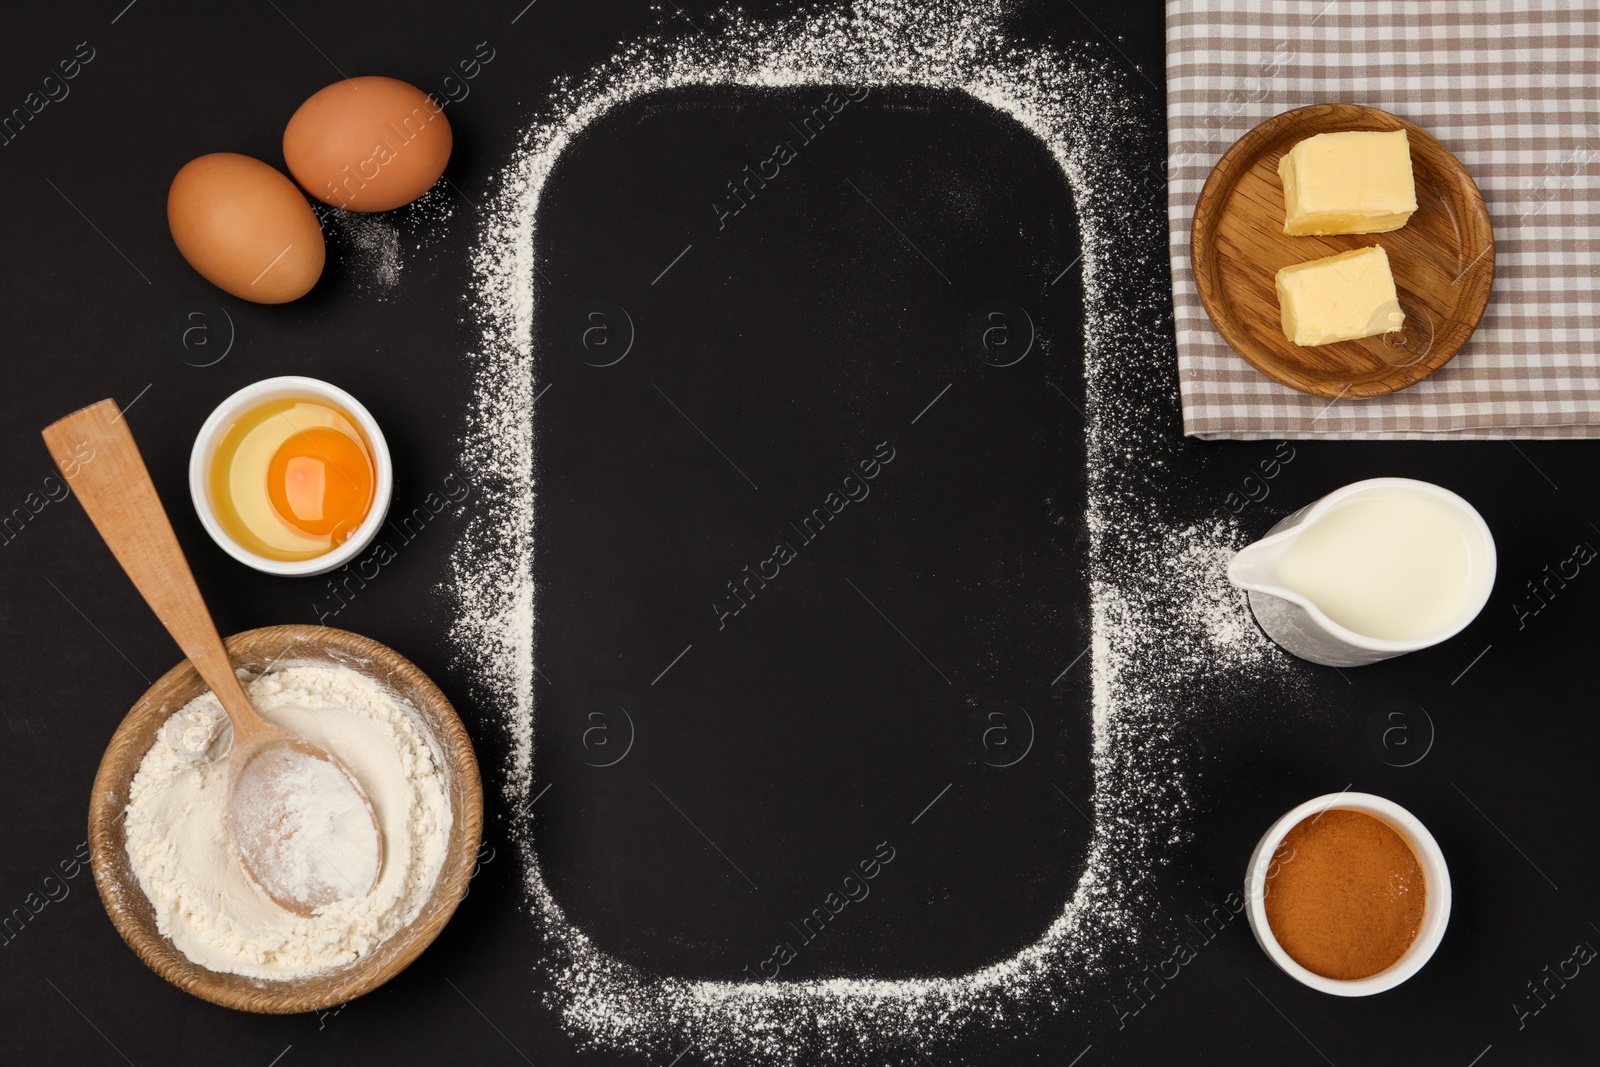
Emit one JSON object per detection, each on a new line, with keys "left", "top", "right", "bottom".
{"left": 2, "top": 2, "right": 1596, "bottom": 1065}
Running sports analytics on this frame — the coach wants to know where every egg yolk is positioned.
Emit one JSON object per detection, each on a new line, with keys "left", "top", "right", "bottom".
{"left": 266, "top": 427, "right": 374, "bottom": 541}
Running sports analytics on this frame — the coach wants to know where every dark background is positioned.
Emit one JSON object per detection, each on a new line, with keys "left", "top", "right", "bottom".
{"left": 533, "top": 82, "right": 1094, "bottom": 982}
{"left": 0, "top": 1, "right": 1595, "bottom": 1065}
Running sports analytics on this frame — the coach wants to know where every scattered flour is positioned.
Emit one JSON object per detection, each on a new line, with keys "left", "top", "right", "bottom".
{"left": 322, "top": 186, "right": 458, "bottom": 296}
{"left": 450, "top": 0, "right": 1301, "bottom": 1061}
{"left": 328, "top": 211, "right": 403, "bottom": 292}
{"left": 123, "top": 663, "right": 452, "bottom": 980}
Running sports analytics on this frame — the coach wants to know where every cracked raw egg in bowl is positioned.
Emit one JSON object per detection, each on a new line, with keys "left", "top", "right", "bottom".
{"left": 190, "top": 377, "right": 392, "bottom": 576}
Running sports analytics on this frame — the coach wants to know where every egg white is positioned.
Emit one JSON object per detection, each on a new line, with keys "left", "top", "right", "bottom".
{"left": 216, "top": 401, "right": 369, "bottom": 558}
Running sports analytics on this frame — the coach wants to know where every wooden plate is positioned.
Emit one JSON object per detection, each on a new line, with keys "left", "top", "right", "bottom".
{"left": 88, "top": 625, "right": 483, "bottom": 1014}
{"left": 1191, "top": 104, "right": 1495, "bottom": 399}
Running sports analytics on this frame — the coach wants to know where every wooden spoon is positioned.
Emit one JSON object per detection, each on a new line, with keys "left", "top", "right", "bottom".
{"left": 43, "top": 399, "right": 382, "bottom": 915}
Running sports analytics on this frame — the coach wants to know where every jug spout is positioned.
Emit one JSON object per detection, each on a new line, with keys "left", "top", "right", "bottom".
{"left": 1227, "top": 537, "right": 1287, "bottom": 592}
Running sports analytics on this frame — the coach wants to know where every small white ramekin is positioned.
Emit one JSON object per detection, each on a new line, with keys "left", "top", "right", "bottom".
{"left": 1244, "top": 791, "right": 1451, "bottom": 996}
{"left": 189, "top": 375, "right": 393, "bottom": 577}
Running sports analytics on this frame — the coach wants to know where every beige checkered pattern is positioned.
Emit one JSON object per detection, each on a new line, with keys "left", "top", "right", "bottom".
{"left": 1167, "top": 0, "right": 1600, "bottom": 439}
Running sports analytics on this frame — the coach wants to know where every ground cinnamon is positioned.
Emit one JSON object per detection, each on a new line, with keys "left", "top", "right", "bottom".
{"left": 1264, "top": 808, "right": 1424, "bottom": 980}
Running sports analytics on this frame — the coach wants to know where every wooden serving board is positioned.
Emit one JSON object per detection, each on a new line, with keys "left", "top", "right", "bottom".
{"left": 1191, "top": 103, "right": 1495, "bottom": 399}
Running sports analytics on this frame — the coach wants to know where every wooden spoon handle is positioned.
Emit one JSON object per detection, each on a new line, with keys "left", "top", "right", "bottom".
{"left": 41, "top": 399, "right": 272, "bottom": 741}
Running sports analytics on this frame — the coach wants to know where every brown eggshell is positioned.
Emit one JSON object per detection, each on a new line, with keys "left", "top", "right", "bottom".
{"left": 167, "top": 153, "right": 326, "bottom": 304}
{"left": 283, "top": 76, "right": 453, "bottom": 212}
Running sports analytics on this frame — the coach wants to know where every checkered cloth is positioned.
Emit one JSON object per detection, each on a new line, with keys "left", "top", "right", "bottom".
{"left": 1166, "top": 0, "right": 1600, "bottom": 439}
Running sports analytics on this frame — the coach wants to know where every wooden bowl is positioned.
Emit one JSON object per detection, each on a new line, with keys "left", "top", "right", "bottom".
{"left": 88, "top": 625, "right": 483, "bottom": 1013}
{"left": 1191, "top": 104, "right": 1495, "bottom": 399}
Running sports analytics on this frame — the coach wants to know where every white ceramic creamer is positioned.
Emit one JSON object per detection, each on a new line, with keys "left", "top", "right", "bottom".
{"left": 1228, "top": 478, "right": 1496, "bottom": 667}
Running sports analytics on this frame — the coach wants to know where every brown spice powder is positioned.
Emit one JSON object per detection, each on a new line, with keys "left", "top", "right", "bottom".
{"left": 1263, "top": 808, "right": 1425, "bottom": 980}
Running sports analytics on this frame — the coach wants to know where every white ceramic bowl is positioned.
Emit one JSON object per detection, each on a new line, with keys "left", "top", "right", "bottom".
{"left": 1244, "top": 791, "right": 1451, "bottom": 996}
{"left": 189, "top": 376, "right": 393, "bottom": 577}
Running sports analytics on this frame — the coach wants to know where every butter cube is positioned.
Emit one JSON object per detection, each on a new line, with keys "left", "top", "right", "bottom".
{"left": 1278, "top": 130, "right": 1417, "bottom": 236}
{"left": 1275, "top": 246, "right": 1405, "bottom": 346}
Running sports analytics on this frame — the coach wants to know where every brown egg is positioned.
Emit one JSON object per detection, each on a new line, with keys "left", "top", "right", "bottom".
{"left": 283, "top": 76, "right": 453, "bottom": 212}
{"left": 167, "top": 153, "right": 326, "bottom": 304}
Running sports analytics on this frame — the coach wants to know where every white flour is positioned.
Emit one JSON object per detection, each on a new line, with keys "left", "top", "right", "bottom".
{"left": 229, "top": 744, "right": 383, "bottom": 913}
{"left": 451, "top": 0, "right": 1305, "bottom": 1060}
{"left": 322, "top": 186, "right": 457, "bottom": 297}
{"left": 159, "top": 702, "right": 233, "bottom": 766}
{"left": 123, "top": 663, "right": 452, "bottom": 980}
{"left": 327, "top": 211, "right": 402, "bottom": 292}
